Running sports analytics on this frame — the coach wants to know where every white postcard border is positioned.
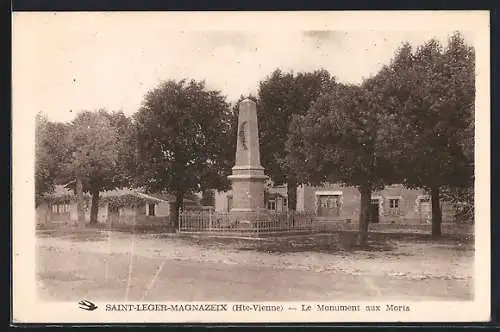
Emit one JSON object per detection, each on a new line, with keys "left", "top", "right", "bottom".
{"left": 12, "top": 10, "right": 491, "bottom": 323}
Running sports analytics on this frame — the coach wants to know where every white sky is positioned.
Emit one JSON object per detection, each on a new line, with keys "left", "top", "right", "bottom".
{"left": 13, "top": 12, "right": 479, "bottom": 122}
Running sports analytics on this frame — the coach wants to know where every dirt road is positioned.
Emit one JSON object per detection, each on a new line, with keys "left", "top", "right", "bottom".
{"left": 36, "top": 229, "right": 474, "bottom": 301}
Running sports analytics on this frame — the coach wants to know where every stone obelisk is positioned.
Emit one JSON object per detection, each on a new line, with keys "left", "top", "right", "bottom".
{"left": 228, "top": 99, "right": 268, "bottom": 225}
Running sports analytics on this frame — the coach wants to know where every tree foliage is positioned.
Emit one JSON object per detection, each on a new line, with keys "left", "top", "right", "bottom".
{"left": 257, "top": 68, "right": 337, "bottom": 210}
{"left": 381, "top": 33, "right": 475, "bottom": 236}
{"left": 35, "top": 112, "right": 70, "bottom": 205}
{"left": 286, "top": 82, "right": 399, "bottom": 246}
{"left": 134, "top": 79, "right": 233, "bottom": 228}
{"left": 64, "top": 109, "right": 135, "bottom": 224}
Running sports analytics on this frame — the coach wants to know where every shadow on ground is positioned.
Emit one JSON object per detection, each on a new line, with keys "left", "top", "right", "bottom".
{"left": 37, "top": 223, "right": 177, "bottom": 242}
{"left": 174, "top": 231, "right": 473, "bottom": 255}
{"left": 37, "top": 223, "right": 474, "bottom": 256}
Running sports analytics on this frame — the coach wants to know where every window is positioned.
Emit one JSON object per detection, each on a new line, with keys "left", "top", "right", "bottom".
{"left": 109, "top": 205, "right": 119, "bottom": 213}
{"left": 316, "top": 194, "right": 342, "bottom": 217}
{"left": 389, "top": 198, "right": 400, "bottom": 215}
{"left": 267, "top": 200, "right": 276, "bottom": 211}
{"left": 283, "top": 197, "right": 288, "bottom": 210}
{"left": 148, "top": 203, "right": 156, "bottom": 216}
{"left": 52, "top": 202, "right": 70, "bottom": 213}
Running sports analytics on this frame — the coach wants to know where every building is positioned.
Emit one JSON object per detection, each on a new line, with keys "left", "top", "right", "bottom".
{"left": 214, "top": 184, "right": 289, "bottom": 214}
{"left": 215, "top": 183, "right": 455, "bottom": 224}
{"left": 36, "top": 185, "right": 200, "bottom": 226}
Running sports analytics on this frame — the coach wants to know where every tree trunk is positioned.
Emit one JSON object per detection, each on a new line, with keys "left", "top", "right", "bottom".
{"left": 287, "top": 174, "right": 297, "bottom": 211}
{"left": 173, "top": 190, "right": 184, "bottom": 231}
{"left": 357, "top": 185, "right": 371, "bottom": 246}
{"left": 431, "top": 186, "right": 442, "bottom": 238}
{"left": 75, "top": 176, "right": 85, "bottom": 225}
{"left": 90, "top": 189, "right": 100, "bottom": 225}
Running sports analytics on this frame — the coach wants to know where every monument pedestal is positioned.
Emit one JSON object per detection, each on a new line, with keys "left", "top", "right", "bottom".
{"left": 228, "top": 170, "right": 268, "bottom": 228}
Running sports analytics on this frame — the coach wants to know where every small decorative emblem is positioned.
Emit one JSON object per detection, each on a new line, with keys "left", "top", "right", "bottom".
{"left": 239, "top": 121, "right": 248, "bottom": 150}
{"left": 78, "top": 299, "right": 98, "bottom": 311}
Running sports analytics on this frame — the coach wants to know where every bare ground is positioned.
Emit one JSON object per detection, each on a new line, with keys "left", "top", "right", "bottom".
{"left": 36, "top": 227, "right": 474, "bottom": 302}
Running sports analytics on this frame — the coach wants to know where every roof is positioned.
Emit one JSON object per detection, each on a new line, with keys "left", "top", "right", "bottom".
{"left": 44, "top": 185, "right": 196, "bottom": 204}
{"left": 145, "top": 192, "right": 197, "bottom": 204}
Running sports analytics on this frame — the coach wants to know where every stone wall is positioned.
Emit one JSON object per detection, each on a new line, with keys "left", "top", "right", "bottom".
{"left": 156, "top": 202, "right": 171, "bottom": 217}
{"left": 68, "top": 201, "right": 108, "bottom": 223}
{"left": 215, "top": 190, "right": 232, "bottom": 212}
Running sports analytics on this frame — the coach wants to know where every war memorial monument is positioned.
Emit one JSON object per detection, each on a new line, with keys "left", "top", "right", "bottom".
{"left": 227, "top": 98, "right": 269, "bottom": 228}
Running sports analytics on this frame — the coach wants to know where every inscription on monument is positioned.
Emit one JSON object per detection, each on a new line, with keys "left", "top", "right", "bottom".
{"left": 239, "top": 121, "right": 248, "bottom": 150}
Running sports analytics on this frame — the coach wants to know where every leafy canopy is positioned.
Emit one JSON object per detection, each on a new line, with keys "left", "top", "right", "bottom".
{"left": 384, "top": 33, "right": 475, "bottom": 190}
{"left": 65, "top": 109, "right": 134, "bottom": 193}
{"left": 134, "top": 79, "right": 233, "bottom": 195}
{"left": 286, "top": 82, "right": 398, "bottom": 190}
{"left": 258, "top": 68, "right": 337, "bottom": 184}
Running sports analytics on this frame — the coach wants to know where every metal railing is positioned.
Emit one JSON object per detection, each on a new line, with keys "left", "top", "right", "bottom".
{"left": 179, "top": 210, "right": 315, "bottom": 235}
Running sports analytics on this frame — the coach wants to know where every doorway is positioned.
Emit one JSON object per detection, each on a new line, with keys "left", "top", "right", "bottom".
{"left": 418, "top": 196, "right": 431, "bottom": 224}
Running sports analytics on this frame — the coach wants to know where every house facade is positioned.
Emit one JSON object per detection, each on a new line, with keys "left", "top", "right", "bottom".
{"left": 215, "top": 183, "right": 455, "bottom": 224}
{"left": 37, "top": 186, "right": 200, "bottom": 226}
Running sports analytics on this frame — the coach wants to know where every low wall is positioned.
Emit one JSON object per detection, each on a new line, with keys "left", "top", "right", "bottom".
{"left": 137, "top": 215, "right": 172, "bottom": 225}
{"left": 108, "top": 215, "right": 172, "bottom": 226}
{"left": 96, "top": 216, "right": 175, "bottom": 233}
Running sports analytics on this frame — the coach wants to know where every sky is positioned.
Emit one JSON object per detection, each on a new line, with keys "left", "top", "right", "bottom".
{"left": 13, "top": 12, "right": 479, "bottom": 123}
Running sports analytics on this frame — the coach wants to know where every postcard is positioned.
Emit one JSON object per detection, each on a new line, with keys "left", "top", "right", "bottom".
{"left": 12, "top": 10, "right": 490, "bottom": 323}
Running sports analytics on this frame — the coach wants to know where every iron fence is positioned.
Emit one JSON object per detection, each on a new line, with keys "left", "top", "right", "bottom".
{"left": 179, "top": 210, "right": 315, "bottom": 235}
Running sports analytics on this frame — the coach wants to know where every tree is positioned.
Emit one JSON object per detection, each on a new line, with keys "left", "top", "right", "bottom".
{"left": 134, "top": 79, "right": 233, "bottom": 229}
{"left": 35, "top": 112, "right": 70, "bottom": 205}
{"left": 286, "top": 82, "right": 399, "bottom": 246}
{"left": 385, "top": 33, "right": 475, "bottom": 237}
{"left": 65, "top": 109, "right": 134, "bottom": 224}
{"left": 257, "top": 69, "right": 336, "bottom": 211}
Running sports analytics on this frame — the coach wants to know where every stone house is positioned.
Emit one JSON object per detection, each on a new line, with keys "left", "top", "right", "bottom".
{"left": 215, "top": 183, "right": 455, "bottom": 224}
{"left": 36, "top": 185, "right": 200, "bottom": 226}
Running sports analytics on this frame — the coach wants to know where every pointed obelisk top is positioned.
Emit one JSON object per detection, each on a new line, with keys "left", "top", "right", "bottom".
{"left": 234, "top": 98, "right": 263, "bottom": 170}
